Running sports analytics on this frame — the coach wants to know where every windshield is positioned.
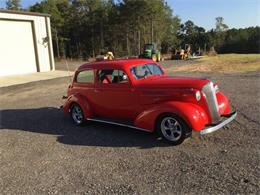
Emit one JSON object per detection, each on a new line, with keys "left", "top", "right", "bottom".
{"left": 130, "top": 64, "right": 163, "bottom": 80}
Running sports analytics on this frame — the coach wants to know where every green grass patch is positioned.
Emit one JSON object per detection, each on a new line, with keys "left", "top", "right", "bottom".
{"left": 174, "top": 54, "right": 260, "bottom": 73}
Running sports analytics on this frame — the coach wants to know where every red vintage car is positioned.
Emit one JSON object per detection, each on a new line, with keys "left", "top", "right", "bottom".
{"left": 63, "top": 59, "right": 237, "bottom": 145}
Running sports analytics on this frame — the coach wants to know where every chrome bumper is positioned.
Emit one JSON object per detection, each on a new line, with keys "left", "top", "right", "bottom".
{"left": 200, "top": 111, "right": 237, "bottom": 135}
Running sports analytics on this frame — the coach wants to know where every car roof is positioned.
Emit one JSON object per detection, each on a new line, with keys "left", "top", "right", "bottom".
{"left": 77, "top": 58, "right": 156, "bottom": 71}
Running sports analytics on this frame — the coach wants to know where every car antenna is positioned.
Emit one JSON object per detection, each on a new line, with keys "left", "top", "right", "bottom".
{"left": 65, "top": 59, "right": 72, "bottom": 84}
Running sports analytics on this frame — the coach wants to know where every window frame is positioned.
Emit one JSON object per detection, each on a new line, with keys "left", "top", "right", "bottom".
{"left": 75, "top": 69, "right": 95, "bottom": 84}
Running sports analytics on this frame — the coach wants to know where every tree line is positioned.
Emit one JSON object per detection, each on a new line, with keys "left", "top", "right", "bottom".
{"left": 5, "top": 0, "right": 260, "bottom": 59}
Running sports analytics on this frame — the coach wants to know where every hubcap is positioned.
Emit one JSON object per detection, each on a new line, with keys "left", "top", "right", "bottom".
{"left": 161, "top": 117, "right": 182, "bottom": 141}
{"left": 71, "top": 105, "right": 83, "bottom": 124}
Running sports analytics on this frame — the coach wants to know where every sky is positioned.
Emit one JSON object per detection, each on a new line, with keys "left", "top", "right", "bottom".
{"left": 168, "top": 0, "right": 260, "bottom": 30}
{"left": 0, "top": 0, "right": 259, "bottom": 30}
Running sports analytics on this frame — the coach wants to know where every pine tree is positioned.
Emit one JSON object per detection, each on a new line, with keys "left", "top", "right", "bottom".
{"left": 6, "top": 0, "right": 21, "bottom": 10}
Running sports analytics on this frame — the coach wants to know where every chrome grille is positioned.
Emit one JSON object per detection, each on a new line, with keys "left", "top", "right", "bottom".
{"left": 202, "top": 82, "right": 220, "bottom": 124}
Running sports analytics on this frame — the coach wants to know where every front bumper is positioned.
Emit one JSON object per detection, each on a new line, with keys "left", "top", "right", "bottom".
{"left": 200, "top": 111, "right": 237, "bottom": 135}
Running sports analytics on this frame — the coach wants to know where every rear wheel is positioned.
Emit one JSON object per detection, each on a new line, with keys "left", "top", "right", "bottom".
{"left": 156, "top": 114, "right": 190, "bottom": 145}
{"left": 70, "top": 103, "right": 85, "bottom": 126}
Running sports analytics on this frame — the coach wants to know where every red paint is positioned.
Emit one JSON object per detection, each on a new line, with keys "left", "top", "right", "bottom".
{"left": 216, "top": 92, "right": 231, "bottom": 115}
{"left": 63, "top": 59, "right": 233, "bottom": 132}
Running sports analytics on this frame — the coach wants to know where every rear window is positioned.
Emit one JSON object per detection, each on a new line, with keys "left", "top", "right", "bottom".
{"left": 76, "top": 70, "right": 94, "bottom": 83}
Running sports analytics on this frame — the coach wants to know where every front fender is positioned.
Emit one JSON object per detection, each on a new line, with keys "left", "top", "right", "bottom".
{"left": 216, "top": 92, "right": 231, "bottom": 115}
{"left": 63, "top": 94, "right": 93, "bottom": 118}
{"left": 134, "top": 101, "right": 209, "bottom": 132}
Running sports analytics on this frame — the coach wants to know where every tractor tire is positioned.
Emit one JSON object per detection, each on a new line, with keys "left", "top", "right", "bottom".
{"left": 157, "top": 54, "right": 161, "bottom": 62}
{"left": 152, "top": 54, "right": 157, "bottom": 62}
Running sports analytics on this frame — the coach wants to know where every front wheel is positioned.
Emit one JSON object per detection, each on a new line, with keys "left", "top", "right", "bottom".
{"left": 156, "top": 114, "right": 190, "bottom": 145}
{"left": 70, "top": 103, "right": 85, "bottom": 126}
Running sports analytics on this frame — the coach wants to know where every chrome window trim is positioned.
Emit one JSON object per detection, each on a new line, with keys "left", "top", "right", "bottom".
{"left": 87, "top": 118, "right": 151, "bottom": 132}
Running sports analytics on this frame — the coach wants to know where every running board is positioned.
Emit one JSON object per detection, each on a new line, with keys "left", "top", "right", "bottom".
{"left": 87, "top": 118, "right": 151, "bottom": 132}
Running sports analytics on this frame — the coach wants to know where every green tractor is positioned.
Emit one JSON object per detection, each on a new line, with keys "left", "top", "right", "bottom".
{"left": 139, "top": 43, "right": 161, "bottom": 62}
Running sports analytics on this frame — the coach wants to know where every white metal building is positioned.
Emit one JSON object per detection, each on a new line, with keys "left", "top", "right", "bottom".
{"left": 0, "top": 10, "right": 55, "bottom": 77}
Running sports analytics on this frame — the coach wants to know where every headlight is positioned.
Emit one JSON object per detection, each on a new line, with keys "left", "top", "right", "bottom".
{"left": 195, "top": 91, "right": 201, "bottom": 101}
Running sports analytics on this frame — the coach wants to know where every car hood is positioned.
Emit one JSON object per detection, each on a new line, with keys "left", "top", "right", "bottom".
{"left": 136, "top": 76, "right": 209, "bottom": 90}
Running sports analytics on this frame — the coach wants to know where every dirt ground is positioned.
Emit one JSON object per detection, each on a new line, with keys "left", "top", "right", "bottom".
{"left": 0, "top": 59, "right": 260, "bottom": 194}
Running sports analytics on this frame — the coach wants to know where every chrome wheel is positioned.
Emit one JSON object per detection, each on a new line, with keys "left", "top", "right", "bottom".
{"left": 71, "top": 104, "right": 84, "bottom": 125}
{"left": 160, "top": 117, "right": 182, "bottom": 141}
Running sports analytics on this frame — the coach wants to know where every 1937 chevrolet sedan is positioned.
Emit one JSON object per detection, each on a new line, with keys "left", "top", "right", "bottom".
{"left": 63, "top": 59, "right": 237, "bottom": 145}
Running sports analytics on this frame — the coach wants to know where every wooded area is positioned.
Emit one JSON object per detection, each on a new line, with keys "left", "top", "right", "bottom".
{"left": 5, "top": 0, "right": 260, "bottom": 59}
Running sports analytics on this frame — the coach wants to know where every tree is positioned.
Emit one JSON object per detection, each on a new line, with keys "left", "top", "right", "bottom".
{"left": 161, "top": 15, "right": 181, "bottom": 53}
{"left": 6, "top": 0, "right": 21, "bottom": 10}
{"left": 215, "top": 17, "right": 229, "bottom": 32}
{"left": 117, "top": 0, "right": 179, "bottom": 55}
{"left": 220, "top": 27, "right": 260, "bottom": 53}
{"left": 214, "top": 17, "right": 229, "bottom": 52}
{"left": 177, "top": 20, "right": 206, "bottom": 53}
{"left": 30, "top": 0, "right": 65, "bottom": 58}
{"left": 184, "top": 20, "right": 195, "bottom": 35}
{"left": 28, "top": 0, "right": 258, "bottom": 58}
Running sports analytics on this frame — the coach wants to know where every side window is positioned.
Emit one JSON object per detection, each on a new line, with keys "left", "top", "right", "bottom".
{"left": 97, "top": 69, "right": 129, "bottom": 84}
{"left": 97, "top": 69, "right": 114, "bottom": 84}
{"left": 76, "top": 70, "right": 94, "bottom": 83}
{"left": 112, "top": 70, "right": 129, "bottom": 83}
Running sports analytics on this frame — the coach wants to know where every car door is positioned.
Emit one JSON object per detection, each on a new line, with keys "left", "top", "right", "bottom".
{"left": 72, "top": 68, "right": 95, "bottom": 108}
{"left": 93, "top": 69, "right": 139, "bottom": 120}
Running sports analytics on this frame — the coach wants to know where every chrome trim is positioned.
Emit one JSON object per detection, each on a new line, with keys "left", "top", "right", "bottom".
{"left": 200, "top": 111, "right": 237, "bottom": 135}
{"left": 87, "top": 118, "right": 151, "bottom": 132}
{"left": 202, "top": 82, "right": 220, "bottom": 124}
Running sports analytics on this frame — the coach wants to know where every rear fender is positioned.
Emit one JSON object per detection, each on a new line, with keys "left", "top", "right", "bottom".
{"left": 63, "top": 94, "right": 93, "bottom": 118}
{"left": 134, "top": 101, "right": 209, "bottom": 132}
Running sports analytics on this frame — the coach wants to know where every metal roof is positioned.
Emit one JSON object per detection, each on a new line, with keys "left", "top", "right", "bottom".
{"left": 78, "top": 59, "right": 157, "bottom": 70}
{"left": 0, "top": 9, "right": 50, "bottom": 17}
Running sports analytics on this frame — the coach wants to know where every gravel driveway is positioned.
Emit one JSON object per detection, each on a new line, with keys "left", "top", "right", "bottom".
{"left": 0, "top": 64, "right": 259, "bottom": 194}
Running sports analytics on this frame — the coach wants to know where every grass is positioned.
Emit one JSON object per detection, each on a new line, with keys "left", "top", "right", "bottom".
{"left": 173, "top": 54, "right": 260, "bottom": 73}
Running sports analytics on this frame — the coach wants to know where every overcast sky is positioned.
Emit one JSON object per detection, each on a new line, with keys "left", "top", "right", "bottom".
{"left": 0, "top": 0, "right": 259, "bottom": 30}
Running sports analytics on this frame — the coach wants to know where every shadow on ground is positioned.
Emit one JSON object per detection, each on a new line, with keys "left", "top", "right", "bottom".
{"left": 0, "top": 107, "right": 169, "bottom": 148}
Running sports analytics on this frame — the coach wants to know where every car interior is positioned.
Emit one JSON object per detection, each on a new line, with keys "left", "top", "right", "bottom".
{"left": 98, "top": 69, "right": 128, "bottom": 84}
